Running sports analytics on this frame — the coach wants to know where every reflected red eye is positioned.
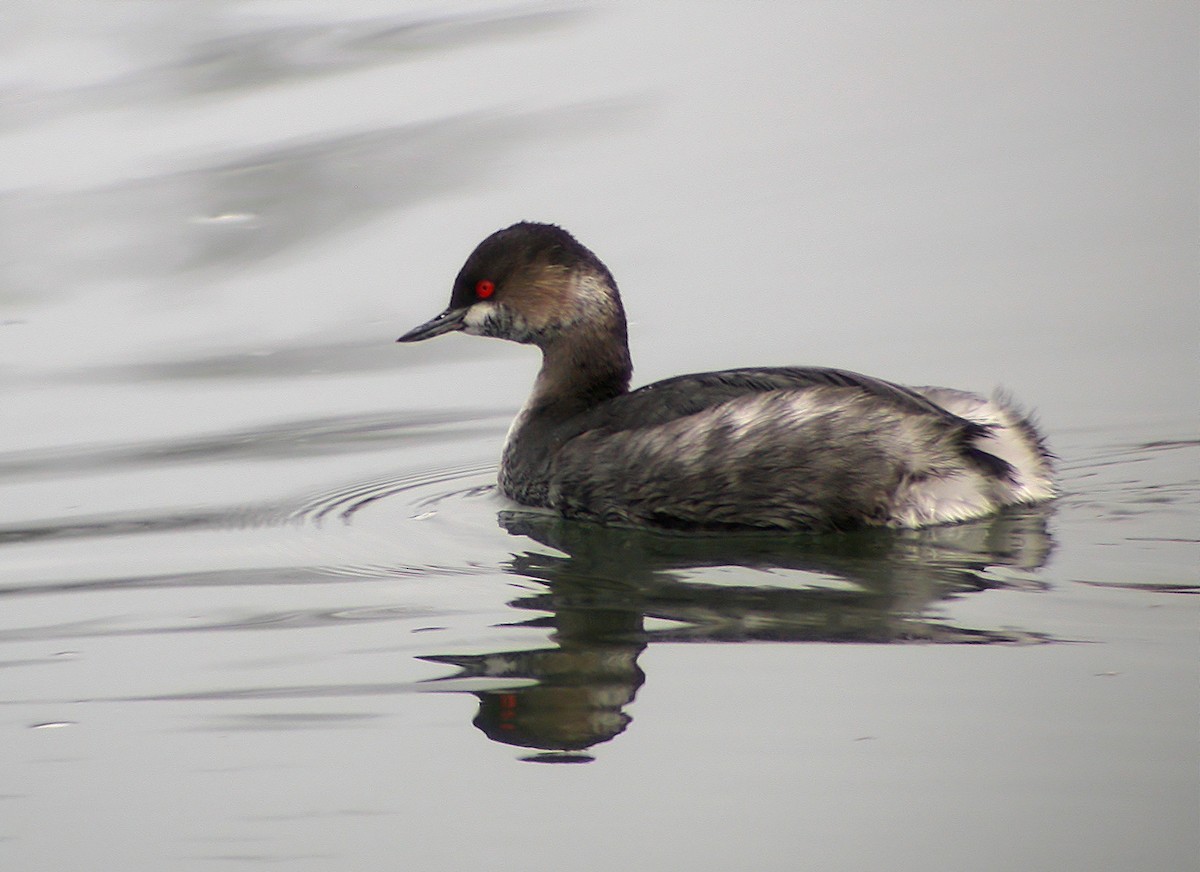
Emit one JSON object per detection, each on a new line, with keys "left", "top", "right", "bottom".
{"left": 475, "top": 279, "right": 495, "bottom": 299}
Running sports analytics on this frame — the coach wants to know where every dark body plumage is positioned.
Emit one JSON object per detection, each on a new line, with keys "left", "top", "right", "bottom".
{"left": 399, "top": 223, "right": 1055, "bottom": 531}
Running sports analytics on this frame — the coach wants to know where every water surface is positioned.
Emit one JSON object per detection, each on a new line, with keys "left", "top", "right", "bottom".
{"left": 1, "top": 3, "right": 1196, "bottom": 870}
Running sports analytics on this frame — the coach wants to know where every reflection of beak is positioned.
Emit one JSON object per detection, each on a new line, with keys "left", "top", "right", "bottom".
{"left": 396, "top": 306, "right": 468, "bottom": 342}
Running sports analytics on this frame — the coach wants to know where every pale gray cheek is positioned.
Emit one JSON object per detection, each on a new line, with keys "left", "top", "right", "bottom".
{"left": 463, "top": 306, "right": 516, "bottom": 339}
{"left": 461, "top": 303, "right": 494, "bottom": 337}
{"left": 463, "top": 304, "right": 542, "bottom": 344}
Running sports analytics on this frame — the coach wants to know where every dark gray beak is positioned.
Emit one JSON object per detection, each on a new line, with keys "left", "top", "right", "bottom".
{"left": 397, "top": 306, "right": 468, "bottom": 342}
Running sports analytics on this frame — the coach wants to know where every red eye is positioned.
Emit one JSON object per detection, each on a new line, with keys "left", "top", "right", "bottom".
{"left": 475, "top": 279, "right": 495, "bottom": 299}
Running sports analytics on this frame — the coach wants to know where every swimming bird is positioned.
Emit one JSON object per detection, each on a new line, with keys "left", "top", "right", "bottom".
{"left": 398, "top": 222, "right": 1055, "bottom": 531}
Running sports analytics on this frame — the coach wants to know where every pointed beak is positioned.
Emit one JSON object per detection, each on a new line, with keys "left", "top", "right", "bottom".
{"left": 396, "top": 306, "right": 468, "bottom": 343}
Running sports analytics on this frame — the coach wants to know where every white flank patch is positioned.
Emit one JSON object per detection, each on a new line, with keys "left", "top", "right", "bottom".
{"left": 892, "top": 470, "right": 996, "bottom": 527}
{"left": 914, "top": 386, "right": 1056, "bottom": 504}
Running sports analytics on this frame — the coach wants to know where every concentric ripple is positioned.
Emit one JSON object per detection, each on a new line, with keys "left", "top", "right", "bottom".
{"left": 286, "top": 461, "right": 513, "bottom": 579}
{"left": 291, "top": 462, "right": 498, "bottom": 525}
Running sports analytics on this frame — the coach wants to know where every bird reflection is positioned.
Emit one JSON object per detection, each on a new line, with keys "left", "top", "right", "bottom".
{"left": 423, "top": 505, "right": 1055, "bottom": 761}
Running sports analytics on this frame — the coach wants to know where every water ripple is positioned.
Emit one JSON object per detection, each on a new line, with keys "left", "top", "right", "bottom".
{"left": 0, "top": 603, "right": 446, "bottom": 644}
{"left": 286, "top": 461, "right": 507, "bottom": 579}
{"left": 0, "top": 409, "right": 504, "bottom": 480}
{"left": 290, "top": 462, "right": 497, "bottom": 526}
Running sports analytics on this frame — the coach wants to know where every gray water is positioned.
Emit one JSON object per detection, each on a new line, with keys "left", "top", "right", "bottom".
{"left": 2, "top": 2, "right": 1197, "bottom": 870}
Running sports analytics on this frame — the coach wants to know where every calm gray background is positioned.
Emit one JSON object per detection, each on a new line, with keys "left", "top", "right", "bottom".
{"left": 1, "top": 2, "right": 1196, "bottom": 870}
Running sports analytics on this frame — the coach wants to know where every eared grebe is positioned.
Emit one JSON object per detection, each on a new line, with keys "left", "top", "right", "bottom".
{"left": 398, "top": 222, "right": 1055, "bottom": 531}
